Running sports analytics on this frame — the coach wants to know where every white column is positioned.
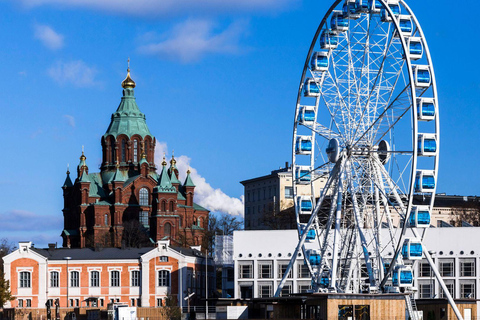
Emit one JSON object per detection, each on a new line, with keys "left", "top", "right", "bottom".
{"left": 38, "top": 259, "right": 48, "bottom": 307}
{"left": 141, "top": 260, "right": 150, "bottom": 307}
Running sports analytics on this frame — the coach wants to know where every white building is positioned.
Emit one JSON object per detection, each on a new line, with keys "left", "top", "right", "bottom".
{"left": 233, "top": 229, "right": 480, "bottom": 316}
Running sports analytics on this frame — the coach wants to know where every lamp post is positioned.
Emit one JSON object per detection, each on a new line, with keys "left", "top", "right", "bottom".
{"left": 428, "top": 251, "right": 436, "bottom": 298}
{"left": 64, "top": 257, "right": 72, "bottom": 307}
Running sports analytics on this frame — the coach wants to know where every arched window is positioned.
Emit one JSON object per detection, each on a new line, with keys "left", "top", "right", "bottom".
{"left": 139, "top": 188, "right": 149, "bottom": 206}
{"left": 110, "top": 137, "right": 116, "bottom": 163}
{"left": 133, "top": 140, "right": 138, "bottom": 162}
{"left": 169, "top": 201, "right": 174, "bottom": 212}
{"left": 50, "top": 271, "right": 59, "bottom": 288}
{"left": 90, "top": 271, "right": 100, "bottom": 287}
{"left": 164, "top": 223, "right": 171, "bottom": 236}
{"left": 139, "top": 211, "right": 148, "bottom": 227}
{"left": 158, "top": 270, "right": 170, "bottom": 287}
{"left": 161, "top": 201, "right": 167, "bottom": 212}
{"left": 198, "top": 217, "right": 202, "bottom": 228}
{"left": 121, "top": 140, "right": 126, "bottom": 162}
{"left": 104, "top": 214, "right": 108, "bottom": 226}
{"left": 19, "top": 272, "right": 31, "bottom": 288}
{"left": 70, "top": 271, "right": 79, "bottom": 287}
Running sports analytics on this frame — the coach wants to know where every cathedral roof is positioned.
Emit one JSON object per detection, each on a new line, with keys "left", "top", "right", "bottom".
{"left": 104, "top": 68, "right": 152, "bottom": 139}
{"left": 63, "top": 170, "right": 73, "bottom": 188}
{"left": 155, "top": 162, "right": 177, "bottom": 193}
{"left": 184, "top": 170, "right": 195, "bottom": 187}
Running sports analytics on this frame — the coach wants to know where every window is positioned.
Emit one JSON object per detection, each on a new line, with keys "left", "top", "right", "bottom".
{"left": 99, "top": 299, "right": 104, "bottom": 307}
{"left": 460, "top": 259, "right": 475, "bottom": 277}
{"left": 158, "top": 270, "right": 170, "bottom": 287}
{"left": 298, "top": 263, "right": 310, "bottom": 278}
{"left": 277, "top": 263, "right": 292, "bottom": 279}
{"left": 76, "top": 299, "right": 80, "bottom": 307}
{"left": 157, "top": 298, "right": 163, "bottom": 307}
{"left": 169, "top": 201, "right": 174, "bottom": 212}
{"left": 440, "top": 280, "right": 455, "bottom": 299}
{"left": 440, "top": 259, "right": 454, "bottom": 277}
{"left": 26, "top": 299, "right": 31, "bottom": 307}
{"left": 19, "top": 272, "right": 31, "bottom": 288}
{"left": 258, "top": 262, "right": 272, "bottom": 279}
{"left": 111, "top": 270, "right": 120, "bottom": 287}
{"left": 131, "top": 299, "right": 136, "bottom": 307}
{"left": 70, "top": 271, "right": 79, "bottom": 287}
{"left": 239, "top": 263, "right": 253, "bottom": 279}
{"left": 18, "top": 299, "right": 23, "bottom": 308}
{"left": 419, "top": 261, "right": 432, "bottom": 277}
{"left": 280, "top": 283, "right": 292, "bottom": 297}
{"left": 121, "top": 140, "right": 126, "bottom": 162}
{"left": 159, "top": 256, "right": 169, "bottom": 262}
{"left": 139, "top": 188, "right": 149, "bottom": 206}
{"left": 419, "top": 282, "right": 433, "bottom": 298}
{"left": 50, "top": 271, "right": 59, "bottom": 287}
{"left": 284, "top": 187, "right": 293, "bottom": 199}
{"left": 133, "top": 140, "right": 138, "bottom": 162}
{"left": 91, "top": 271, "right": 99, "bottom": 287}
{"left": 164, "top": 223, "right": 171, "bottom": 236}
{"left": 258, "top": 282, "right": 272, "bottom": 298}
{"left": 298, "top": 282, "right": 312, "bottom": 293}
{"left": 104, "top": 214, "right": 108, "bottom": 226}
{"left": 110, "top": 137, "right": 116, "bottom": 164}
{"left": 139, "top": 211, "right": 148, "bottom": 227}
{"left": 161, "top": 200, "right": 167, "bottom": 211}
{"left": 460, "top": 281, "right": 475, "bottom": 298}
{"left": 131, "top": 270, "right": 140, "bottom": 287}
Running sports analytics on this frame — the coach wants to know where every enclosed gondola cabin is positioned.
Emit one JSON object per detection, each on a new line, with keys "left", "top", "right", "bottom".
{"left": 319, "top": 30, "right": 339, "bottom": 49}
{"left": 408, "top": 37, "right": 423, "bottom": 60}
{"left": 381, "top": 0, "right": 400, "bottom": 22}
{"left": 408, "top": 206, "right": 431, "bottom": 228}
{"left": 343, "top": 0, "right": 360, "bottom": 19}
{"left": 414, "top": 170, "right": 435, "bottom": 193}
{"left": 355, "top": 0, "right": 370, "bottom": 13}
{"left": 401, "top": 238, "right": 423, "bottom": 260}
{"left": 417, "top": 98, "right": 436, "bottom": 121}
{"left": 296, "top": 166, "right": 312, "bottom": 184}
{"left": 418, "top": 133, "right": 437, "bottom": 157}
{"left": 310, "top": 51, "right": 330, "bottom": 72}
{"left": 297, "top": 196, "right": 313, "bottom": 215}
{"left": 393, "top": 266, "right": 413, "bottom": 288}
{"left": 296, "top": 136, "right": 313, "bottom": 155}
{"left": 300, "top": 223, "right": 316, "bottom": 241}
{"left": 306, "top": 249, "right": 321, "bottom": 266}
{"left": 297, "top": 106, "right": 316, "bottom": 125}
{"left": 394, "top": 15, "right": 413, "bottom": 38}
{"left": 303, "top": 78, "right": 320, "bottom": 97}
{"left": 413, "top": 65, "right": 432, "bottom": 88}
{"left": 331, "top": 11, "right": 348, "bottom": 32}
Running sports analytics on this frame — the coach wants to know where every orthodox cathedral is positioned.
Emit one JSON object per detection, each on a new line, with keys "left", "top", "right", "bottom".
{"left": 60, "top": 67, "right": 209, "bottom": 249}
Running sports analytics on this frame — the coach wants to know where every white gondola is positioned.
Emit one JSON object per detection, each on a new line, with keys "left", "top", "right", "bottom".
{"left": 320, "top": 30, "right": 338, "bottom": 49}
{"left": 310, "top": 51, "right": 330, "bottom": 72}
{"left": 303, "top": 78, "right": 320, "bottom": 97}
{"left": 305, "top": 249, "right": 321, "bottom": 266}
{"left": 418, "top": 133, "right": 437, "bottom": 157}
{"left": 355, "top": 0, "right": 369, "bottom": 13}
{"left": 368, "top": 0, "right": 382, "bottom": 13}
{"left": 414, "top": 170, "right": 435, "bottom": 193}
{"left": 296, "top": 166, "right": 312, "bottom": 184}
{"left": 413, "top": 65, "right": 432, "bottom": 88}
{"left": 300, "top": 223, "right": 316, "bottom": 241}
{"left": 297, "top": 196, "right": 313, "bottom": 215}
{"left": 409, "top": 206, "right": 431, "bottom": 228}
{"left": 402, "top": 238, "right": 423, "bottom": 260}
{"left": 417, "top": 98, "right": 436, "bottom": 121}
{"left": 295, "top": 136, "right": 313, "bottom": 155}
{"left": 331, "top": 11, "right": 348, "bottom": 32}
{"left": 392, "top": 265, "right": 413, "bottom": 288}
{"left": 381, "top": 0, "right": 400, "bottom": 22}
{"left": 297, "top": 106, "right": 316, "bottom": 125}
{"left": 343, "top": 0, "right": 360, "bottom": 19}
{"left": 408, "top": 37, "right": 423, "bottom": 60}
{"left": 394, "top": 15, "right": 413, "bottom": 38}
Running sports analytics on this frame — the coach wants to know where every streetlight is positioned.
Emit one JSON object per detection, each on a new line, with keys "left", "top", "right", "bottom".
{"left": 428, "top": 251, "right": 436, "bottom": 298}
{"left": 64, "top": 257, "right": 72, "bottom": 307}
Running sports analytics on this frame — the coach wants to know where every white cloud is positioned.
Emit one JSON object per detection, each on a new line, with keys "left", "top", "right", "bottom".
{"left": 138, "top": 19, "right": 248, "bottom": 63}
{"left": 34, "top": 24, "right": 64, "bottom": 50}
{"left": 17, "top": 0, "right": 296, "bottom": 17}
{"left": 155, "top": 141, "right": 244, "bottom": 217}
{"left": 63, "top": 115, "right": 75, "bottom": 128}
{"left": 48, "top": 60, "right": 98, "bottom": 87}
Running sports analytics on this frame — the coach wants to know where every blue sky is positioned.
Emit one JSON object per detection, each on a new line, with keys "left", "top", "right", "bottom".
{"left": 1, "top": 0, "right": 479, "bottom": 247}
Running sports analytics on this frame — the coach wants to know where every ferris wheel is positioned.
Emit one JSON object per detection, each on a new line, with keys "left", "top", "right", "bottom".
{"left": 275, "top": 0, "right": 462, "bottom": 319}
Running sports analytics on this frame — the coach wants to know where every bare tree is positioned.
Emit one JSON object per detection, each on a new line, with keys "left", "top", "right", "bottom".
{"left": 122, "top": 220, "right": 151, "bottom": 248}
{"left": 261, "top": 201, "right": 296, "bottom": 230}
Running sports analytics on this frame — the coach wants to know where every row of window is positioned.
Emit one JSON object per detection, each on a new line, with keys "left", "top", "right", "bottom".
{"left": 106, "top": 137, "right": 151, "bottom": 164}
{"left": 245, "top": 186, "right": 279, "bottom": 203}
{"left": 19, "top": 270, "right": 170, "bottom": 288}
{"left": 238, "top": 262, "right": 309, "bottom": 280}
{"left": 418, "top": 280, "right": 476, "bottom": 299}
{"left": 418, "top": 259, "right": 476, "bottom": 278}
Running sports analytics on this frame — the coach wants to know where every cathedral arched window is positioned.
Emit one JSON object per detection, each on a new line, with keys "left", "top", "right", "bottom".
{"left": 139, "top": 211, "right": 148, "bottom": 227}
{"left": 110, "top": 137, "right": 116, "bottom": 163}
{"left": 169, "top": 201, "right": 174, "bottom": 212}
{"left": 198, "top": 217, "right": 203, "bottom": 228}
{"left": 161, "top": 201, "right": 167, "bottom": 212}
{"left": 139, "top": 188, "right": 149, "bottom": 206}
{"left": 164, "top": 223, "right": 171, "bottom": 236}
{"left": 121, "top": 140, "right": 126, "bottom": 162}
{"left": 104, "top": 214, "right": 108, "bottom": 226}
{"left": 133, "top": 139, "right": 138, "bottom": 163}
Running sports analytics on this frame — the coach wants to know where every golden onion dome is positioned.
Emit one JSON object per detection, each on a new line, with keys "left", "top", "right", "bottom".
{"left": 122, "top": 68, "right": 136, "bottom": 89}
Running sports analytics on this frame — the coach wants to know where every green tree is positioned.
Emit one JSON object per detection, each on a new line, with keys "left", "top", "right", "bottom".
{"left": 160, "top": 294, "right": 181, "bottom": 320}
{"left": 0, "top": 238, "right": 15, "bottom": 308}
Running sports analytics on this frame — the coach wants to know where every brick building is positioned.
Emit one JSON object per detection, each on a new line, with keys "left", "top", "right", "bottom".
{"left": 61, "top": 68, "right": 209, "bottom": 249}
{"left": 3, "top": 240, "right": 214, "bottom": 308}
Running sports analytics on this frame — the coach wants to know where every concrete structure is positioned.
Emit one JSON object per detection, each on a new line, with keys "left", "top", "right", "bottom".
{"left": 233, "top": 228, "right": 480, "bottom": 318}
{"left": 2, "top": 240, "right": 214, "bottom": 309}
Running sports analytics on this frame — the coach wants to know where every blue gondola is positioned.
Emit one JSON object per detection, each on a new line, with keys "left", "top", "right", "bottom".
{"left": 417, "top": 98, "right": 435, "bottom": 121}
{"left": 296, "top": 136, "right": 312, "bottom": 154}
{"left": 418, "top": 134, "right": 437, "bottom": 156}
{"left": 296, "top": 167, "right": 312, "bottom": 183}
{"left": 343, "top": 0, "right": 360, "bottom": 19}
{"left": 408, "top": 37, "right": 423, "bottom": 60}
{"left": 303, "top": 78, "right": 320, "bottom": 97}
{"left": 409, "top": 206, "right": 431, "bottom": 227}
{"left": 310, "top": 52, "right": 329, "bottom": 71}
{"left": 414, "top": 66, "right": 431, "bottom": 87}
{"left": 393, "top": 266, "right": 413, "bottom": 287}
{"left": 331, "top": 11, "right": 348, "bottom": 32}
{"left": 320, "top": 31, "right": 338, "bottom": 49}
{"left": 402, "top": 239, "right": 423, "bottom": 260}
{"left": 319, "top": 277, "right": 330, "bottom": 287}
{"left": 306, "top": 250, "right": 321, "bottom": 265}
{"left": 300, "top": 198, "right": 313, "bottom": 213}
{"left": 417, "top": 69, "right": 431, "bottom": 84}
{"left": 381, "top": 2, "right": 400, "bottom": 22}
{"left": 397, "top": 15, "right": 412, "bottom": 37}
{"left": 300, "top": 224, "right": 316, "bottom": 241}
{"left": 415, "top": 171, "right": 435, "bottom": 193}
{"left": 297, "top": 107, "right": 316, "bottom": 124}
{"left": 368, "top": 0, "right": 382, "bottom": 13}
{"left": 355, "top": 0, "right": 369, "bottom": 13}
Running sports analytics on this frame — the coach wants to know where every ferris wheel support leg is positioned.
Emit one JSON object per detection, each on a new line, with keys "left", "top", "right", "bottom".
{"left": 274, "top": 160, "right": 343, "bottom": 297}
{"left": 330, "top": 174, "right": 343, "bottom": 289}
